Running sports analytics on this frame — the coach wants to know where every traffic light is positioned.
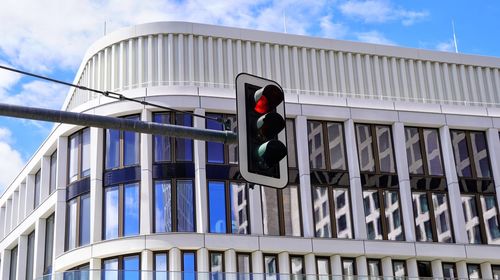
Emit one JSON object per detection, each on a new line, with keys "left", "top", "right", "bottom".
{"left": 236, "top": 73, "right": 288, "bottom": 188}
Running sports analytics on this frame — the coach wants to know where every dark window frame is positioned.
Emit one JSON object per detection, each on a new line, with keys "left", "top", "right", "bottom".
{"left": 367, "top": 259, "right": 382, "bottom": 277}
{"left": 68, "top": 128, "right": 91, "bottom": 182}
{"left": 209, "top": 251, "right": 225, "bottom": 272}
{"left": 49, "top": 150, "right": 57, "bottom": 194}
{"left": 43, "top": 213, "right": 55, "bottom": 275}
{"left": 341, "top": 257, "right": 356, "bottom": 276}
{"left": 34, "top": 169, "right": 41, "bottom": 208}
{"left": 392, "top": 259, "right": 407, "bottom": 278}
{"left": 65, "top": 192, "right": 90, "bottom": 251}
{"left": 207, "top": 180, "right": 250, "bottom": 234}
{"left": 315, "top": 256, "right": 331, "bottom": 275}
{"left": 153, "top": 111, "right": 194, "bottom": 163}
{"left": 289, "top": 255, "right": 305, "bottom": 276}
{"left": 406, "top": 127, "right": 454, "bottom": 243}
{"left": 236, "top": 252, "right": 252, "bottom": 273}
{"left": 263, "top": 254, "right": 279, "bottom": 276}
{"left": 467, "top": 263, "right": 482, "bottom": 279}
{"left": 152, "top": 179, "right": 196, "bottom": 233}
{"left": 205, "top": 113, "right": 238, "bottom": 165}
{"left": 416, "top": 261, "right": 432, "bottom": 278}
{"left": 153, "top": 251, "right": 169, "bottom": 273}
{"left": 104, "top": 114, "right": 141, "bottom": 171}
{"left": 261, "top": 185, "right": 304, "bottom": 237}
{"left": 356, "top": 123, "right": 405, "bottom": 241}
{"left": 307, "top": 120, "right": 349, "bottom": 172}
{"left": 102, "top": 254, "right": 141, "bottom": 278}
{"left": 102, "top": 182, "right": 141, "bottom": 239}
{"left": 442, "top": 262, "right": 457, "bottom": 280}
{"left": 181, "top": 250, "right": 198, "bottom": 276}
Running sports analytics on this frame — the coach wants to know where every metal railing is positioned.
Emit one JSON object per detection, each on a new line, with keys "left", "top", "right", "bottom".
{"left": 35, "top": 270, "right": 488, "bottom": 280}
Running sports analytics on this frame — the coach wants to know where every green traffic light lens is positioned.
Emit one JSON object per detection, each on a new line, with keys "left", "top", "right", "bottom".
{"left": 257, "top": 140, "right": 287, "bottom": 167}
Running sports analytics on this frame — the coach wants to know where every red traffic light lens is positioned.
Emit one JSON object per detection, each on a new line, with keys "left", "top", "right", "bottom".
{"left": 253, "top": 85, "right": 283, "bottom": 114}
{"left": 254, "top": 95, "right": 269, "bottom": 114}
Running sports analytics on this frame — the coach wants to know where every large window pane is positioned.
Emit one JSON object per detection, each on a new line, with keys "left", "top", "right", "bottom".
{"left": 123, "top": 255, "right": 140, "bottom": 280}
{"left": 286, "top": 119, "right": 296, "bottom": 168}
{"left": 176, "top": 114, "right": 193, "bottom": 161}
{"left": 81, "top": 128, "right": 90, "bottom": 177}
{"left": 103, "top": 258, "right": 118, "bottom": 280}
{"left": 423, "top": 129, "right": 443, "bottom": 175}
{"left": 210, "top": 251, "right": 223, "bottom": 273}
{"left": 291, "top": 256, "right": 304, "bottom": 280}
{"left": 104, "top": 186, "right": 119, "bottom": 240}
{"left": 66, "top": 198, "right": 78, "bottom": 250}
{"left": 356, "top": 124, "right": 375, "bottom": 172}
{"left": 327, "top": 122, "right": 346, "bottom": 170}
{"left": 124, "top": 183, "right": 140, "bottom": 236}
{"left": 393, "top": 260, "right": 406, "bottom": 279}
{"left": 155, "top": 253, "right": 168, "bottom": 280}
{"left": 26, "top": 231, "right": 35, "bottom": 280}
{"left": 154, "top": 113, "right": 172, "bottom": 162}
{"left": 443, "top": 263, "right": 457, "bottom": 280}
{"left": 177, "top": 180, "right": 195, "bottom": 232}
{"left": 368, "top": 259, "right": 381, "bottom": 277}
{"left": 183, "top": 252, "right": 196, "bottom": 280}
{"left": 50, "top": 151, "right": 57, "bottom": 194}
{"left": 207, "top": 114, "right": 224, "bottom": 164}
{"left": 313, "top": 186, "right": 332, "bottom": 238}
{"left": 451, "top": 131, "right": 472, "bottom": 177}
{"left": 405, "top": 127, "right": 424, "bottom": 175}
{"left": 283, "top": 185, "right": 301, "bottom": 236}
{"left": 433, "top": 193, "right": 453, "bottom": 242}
{"left": 69, "top": 133, "right": 80, "bottom": 182}
{"left": 342, "top": 258, "right": 356, "bottom": 276}
{"left": 417, "top": 261, "right": 432, "bottom": 278}
{"left": 385, "top": 190, "right": 404, "bottom": 240}
{"left": 10, "top": 246, "right": 18, "bottom": 280}
{"left": 80, "top": 194, "right": 91, "bottom": 246}
{"left": 155, "top": 181, "right": 172, "bottom": 233}
{"left": 237, "top": 254, "right": 251, "bottom": 280}
{"left": 470, "top": 132, "right": 491, "bottom": 178}
{"left": 467, "top": 264, "right": 481, "bottom": 279}
{"left": 462, "top": 195, "right": 482, "bottom": 244}
{"left": 209, "top": 181, "right": 227, "bottom": 233}
{"left": 230, "top": 182, "right": 249, "bottom": 234}
{"left": 413, "top": 192, "right": 433, "bottom": 242}
{"left": 34, "top": 170, "right": 41, "bottom": 208}
{"left": 481, "top": 195, "right": 500, "bottom": 244}
{"left": 364, "top": 190, "right": 382, "bottom": 240}
{"left": 376, "top": 126, "right": 395, "bottom": 173}
{"left": 262, "top": 187, "right": 280, "bottom": 235}
{"left": 264, "top": 255, "right": 278, "bottom": 280}
{"left": 317, "top": 257, "right": 329, "bottom": 280}
{"left": 105, "top": 129, "right": 120, "bottom": 170}
{"left": 492, "top": 265, "right": 500, "bottom": 280}
{"left": 334, "top": 189, "right": 353, "bottom": 239}
{"left": 308, "top": 121, "right": 326, "bottom": 169}
{"left": 44, "top": 214, "right": 55, "bottom": 275}
{"left": 123, "top": 117, "right": 140, "bottom": 167}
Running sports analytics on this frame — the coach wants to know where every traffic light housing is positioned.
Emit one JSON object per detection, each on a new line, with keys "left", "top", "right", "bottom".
{"left": 236, "top": 73, "right": 288, "bottom": 188}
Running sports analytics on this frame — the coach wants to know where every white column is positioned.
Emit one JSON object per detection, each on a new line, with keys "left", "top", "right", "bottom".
{"left": 331, "top": 255, "right": 342, "bottom": 277}
{"left": 193, "top": 108, "right": 208, "bottom": 233}
{"left": 252, "top": 251, "right": 264, "bottom": 274}
{"left": 356, "top": 256, "right": 367, "bottom": 277}
{"left": 486, "top": 128, "right": 500, "bottom": 209}
{"left": 90, "top": 127, "right": 104, "bottom": 242}
{"left": 439, "top": 125, "right": 468, "bottom": 243}
{"left": 11, "top": 191, "right": 18, "bottom": 228}
{"left": 40, "top": 155, "right": 51, "bottom": 203}
{"left": 140, "top": 109, "right": 153, "bottom": 235}
{"left": 5, "top": 199, "right": 12, "bottom": 235}
{"left": 18, "top": 183, "right": 26, "bottom": 221}
{"left": 295, "top": 116, "right": 314, "bottom": 237}
{"left": 225, "top": 249, "right": 237, "bottom": 273}
{"left": 392, "top": 122, "right": 416, "bottom": 241}
{"left": 89, "top": 257, "right": 101, "bottom": 280}
{"left": 0, "top": 207, "right": 5, "bottom": 239}
{"left": 142, "top": 250, "right": 154, "bottom": 280}
{"left": 197, "top": 248, "right": 209, "bottom": 272}
{"left": 25, "top": 174, "right": 35, "bottom": 214}
{"left": 17, "top": 235, "right": 28, "bottom": 280}
{"left": 53, "top": 136, "right": 68, "bottom": 257}
{"left": 345, "top": 119, "right": 367, "bottom": 239}
{"left": 0, "top": 250, "right": 11, "bottom": 280}
{"left": 278, "top": 252, "right": 290, "bottom": 274}
{"left": 406, "top": 258, "right": 418, "bottom": 279}
{"left": 170, "top": 248, "right": 182, "bottom": 271}
{"left": 33, "top": 218, "right": 47, "bottom": 279}
{"left": 249, "top": 185, "right": 263, "bottom": 235}
{"left": 456, "top": 261, "right": 468, "bottom": 279}
{"left": 431, "top": 260, "right": 443, "bottom": 279}
{"left": 481, "top": 262, "right": 493, "bottom": 280}
{"left": 304, "top": 253, "right": 316, "bottom": 280}
{"left": 381, "top": 257, "right": 393, "bottom": 277}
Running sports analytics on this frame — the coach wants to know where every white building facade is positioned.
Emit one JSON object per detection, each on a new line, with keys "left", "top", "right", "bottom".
{"left": 1, "top": 21, "right": 500, "bottom": 279}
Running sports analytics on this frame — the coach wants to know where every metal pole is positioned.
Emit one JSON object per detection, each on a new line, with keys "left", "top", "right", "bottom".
{"left": 0, "top": 103, "right": 238, "bottom": 144}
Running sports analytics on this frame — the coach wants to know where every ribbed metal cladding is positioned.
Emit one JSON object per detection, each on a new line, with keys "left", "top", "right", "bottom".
{"left": 67, "top": 33, "right": 500, "bottom": 110}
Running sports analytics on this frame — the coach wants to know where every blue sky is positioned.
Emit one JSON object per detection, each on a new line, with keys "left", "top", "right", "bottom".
{"left": 0, "top": 0, "right": 499, "bottom": 192}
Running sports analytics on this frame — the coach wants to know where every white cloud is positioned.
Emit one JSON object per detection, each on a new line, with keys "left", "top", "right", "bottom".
{"left": 0, "top": 80, "right": 67, "bottom": 109}
{"left": 436, "top": 39, "right": 456, "bottom": 52}
{"left": 320, "top": 15, "right": 349, "bottom": 39}
{"left": 340, "top": 0, "right": 428, "bottom": 26}
{"left": 0, "top": 127, "right": 25, "bottom": 193}
{"left": 355, "top": 30, "right": 396, "bottom": 45}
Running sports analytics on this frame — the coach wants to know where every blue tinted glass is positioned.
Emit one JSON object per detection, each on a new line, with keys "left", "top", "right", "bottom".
{"left": 230, "top": 182, "right": 249, "bottom": 234}
{"left": 124, "top": 115, "right": 140, "bottom": 166}
{"left": 176, "top": 114, "right": 193, "bottom": 161}
{"left": 183, "top": 252, "right": 196, "bottom": 280}
{"left": 209, "top": 181, "right": 227, "bottom": 233}
{"left": 123, "top": 255, "right": 140, "bottom": 280}
{"left": 154, "top": 113, "right": 172, "bottom": 162}
{"left": 124, "top": 183, "right": 140, "bottom": 236}
{"left": 80, "top": 194, "right": 91, "bottom": 245}
{"left": 155, "top": 253, "right": 168, "bottom": 280}
{"left": 207, "top": 114, "right": 224, "bottom": 163}
{"left": 106, "top": 129, "right": 120, "bottom": 169}
{"left": 155, "top": 181, "right": 172, "bottom": 232}
{"left": 104, "top": 186, "right": 119, "bottom": 239}
{"left": 177, "top": 180, "right": 195, "bottom": 232}
{"left": 103, "top": 258, "right": 118, "bottom": 280}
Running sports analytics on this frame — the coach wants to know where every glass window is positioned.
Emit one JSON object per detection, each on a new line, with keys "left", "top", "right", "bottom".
{"left": 80, "top": 194, "right": 91, "bottom": 246}
{"left": 207, "top": 114, "right": 225, "bottom": 164}
{"left": 262, "top": 186, "right": 302, "bottom": 236}
{"left": 209, "top": 181, "right": 226, "bottom": 233}
{"left": 230, "top": 182, "right": 250, "bottom": 234}
{"left": 442, "top": 263, "right": 457, "bottom": 280}
{"left": 26, "top": 231, "right": 35, "bottom": 280}
{"left": 10, "top": 246, "right": 18, "bottom": 280}
{"left": 66, "top": 193, "right": 90, "bottom": 251}
{"left": 264, "top": 255, "right": 278, "bottom": 280}
{"left": 367, "top": 259, "right": 381, "bottom": 277}
{"left": 104, "top": 183, "right": 140, "bottom": 240}
{"left": 34, "top": 169, "right": 41, "bottom": 208}
{"left": 467, "top": 264, "right": 481, "bottom": 279}
{"left": 154, "top": 252, "right": 168, "bottom": 280}
{"left": 308, "top": 121, "right": 326, "bottom": 169}
{"left": 154, "top": 112, "right": 194, "bottom": 162}
{"left": 312, "top": 186, "right": 353, "bottom": 239}
{"left": 102, "top": 255, "right": 140, "bottom": 280}
{"left": 123, "top": 255, "right": 140, "bottom": 280}
{"left": 356, "top": 124, "right": 375, "bottom": 172}
{"left": 182, "top": 251, "right": 196, "bottom": 280}
{"left": 154, "top": 180, "right": 195, "bottom": 233}
{"left": 423, "top": 129, "right": 444, "bottom": 176}
{"left": 290, "top": 256, "right": 304, "bottom": 280}
{"left": 376, "top": 125, "right": 395, "bottom": 173}
{"left": 492, "top": 265, "right": 500, "bottom": 280}
{"left": 480, "top": 195, "right": 500, "bottom": 244}
{"left": 308, "top": 121, "right": 347, "bottom": 171}
{"left": 392, "top": 260, "right": 406, "bottom": 279}
{"left": 176, "top": 114, "right": 193, "bottom": 161}
{"left": 237, "top": 253, "right": 251, "bottom": 280}
{"left": 66, "top": 198, "right": 78, "bottom": 250}
{"left": 106, "top": 115, "right": 140, "bottom": 170}
{"left": 177, "top": 180, "right": 195, "bottom": 232}
{"left": 210, "top": 251, "right": 224, "bottom": 280}
{"left": 69, "top": 128, "right": 90, "bottom": 182}
{"left": 153, "top": 113, "right": 172, "bottom": 162}
{"left": 208, "top": 181, "right": 250, "bottom": 234}
{"left": 44, "top": 214, "right": 55, "bottom": 276}
{"left": 154, "top": 180, "right": 173, "bottom": 233}
{"left": 102, "top": 258, "right": 118, "bottom": 280}
{"left": 64, "top": 264, "right": 90, "bottom": 280}
{"left": 49, "top": 151, "right": 57, "bottom": 194}
{"left": 286, "top": 119, "right": 297, "bottom": 168}
{"left": 417, "top": 261, "right": 432, "bottom": 278}
{"left": 342, "top": 258, "right": 356, "bottom": 277}
{"left": 316, "top": 257, "right": 330, "bottom": 280}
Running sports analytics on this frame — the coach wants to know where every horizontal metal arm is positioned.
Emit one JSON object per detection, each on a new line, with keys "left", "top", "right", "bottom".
{"left": 0, "top": 103, "right": 238, "bottom": 144}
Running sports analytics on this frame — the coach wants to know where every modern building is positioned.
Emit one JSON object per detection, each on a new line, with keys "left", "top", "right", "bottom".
{"left": 1, "top": 21, "right": 500, "bottom": 280}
